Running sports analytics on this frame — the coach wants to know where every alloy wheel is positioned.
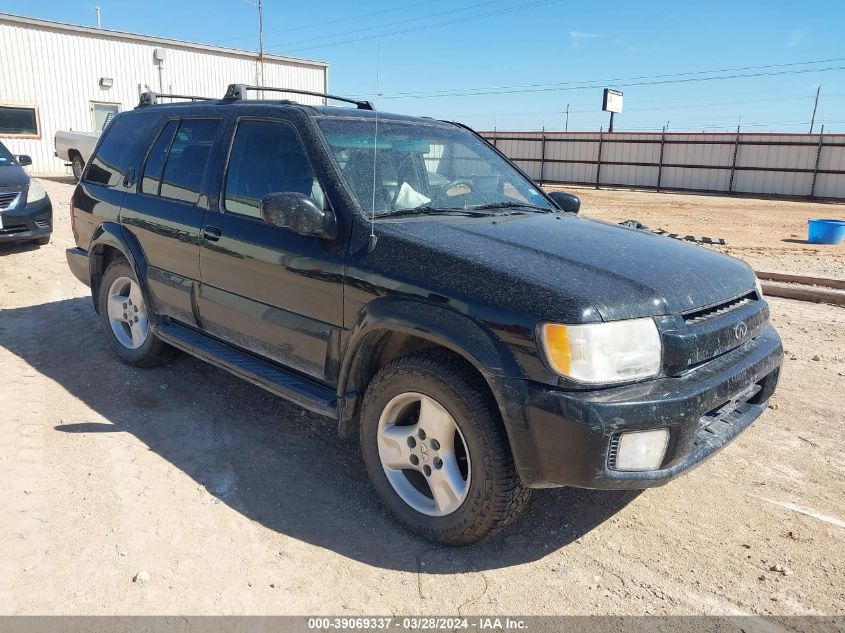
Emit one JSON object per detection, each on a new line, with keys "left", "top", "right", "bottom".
{"left": 105, "top": 276, "right": 149, "bottom": 350}
{"left": 376, "top": 392, "right": 471, "bottom": 516}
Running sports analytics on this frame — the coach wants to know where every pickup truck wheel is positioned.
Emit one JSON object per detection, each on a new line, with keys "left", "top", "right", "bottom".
{"left": 98, "top": 260, "right": 174, "bottom": 367}
{"left": 71, "top": 155, "right": 85, "bottom": 181}
{"left": 360, "top": 350, "right": 530, "bottom": 545}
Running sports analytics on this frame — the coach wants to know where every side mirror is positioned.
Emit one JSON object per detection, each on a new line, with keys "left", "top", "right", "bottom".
{"left": 547, "top": 191, "right": 580, "bottom": 214}
{"left": 260, "top": 192, "right": 337, "bottom": 239}
{"left": 17, "top": 155, "right": 32, "bottom": 167}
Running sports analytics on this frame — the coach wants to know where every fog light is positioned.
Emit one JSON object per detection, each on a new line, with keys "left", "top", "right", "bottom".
{"left": 614, "top": 429, "right": 669, "bottom": 471}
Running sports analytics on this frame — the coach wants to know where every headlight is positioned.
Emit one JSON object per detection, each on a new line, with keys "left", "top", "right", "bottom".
{"left": 27, "top": 178, "right": 47, "bottom": 203}
{"left": 754, "top": 277, "right": 764, "bottom": 299}
{"left": 540, "top": 318, "right": 662, "bottom": 384}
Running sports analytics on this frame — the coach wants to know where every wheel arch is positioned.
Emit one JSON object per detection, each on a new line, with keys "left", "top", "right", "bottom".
{"left": 337, "top": 297, "right": 525, "bottom": 434}
{"left": 88, "top": 223, "right": 150, "bottom": 313}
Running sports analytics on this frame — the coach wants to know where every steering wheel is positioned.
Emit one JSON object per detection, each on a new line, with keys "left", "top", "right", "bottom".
{"left": 441, "top": 178, "right": 475, "bottom": 196}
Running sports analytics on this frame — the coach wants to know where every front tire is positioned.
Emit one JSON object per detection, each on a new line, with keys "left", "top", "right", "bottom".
{"left": 360, "top": 350, "right": 530, "bottom": 545}
{"left": 97, "top": 259, "right": 174, "bottom": 367}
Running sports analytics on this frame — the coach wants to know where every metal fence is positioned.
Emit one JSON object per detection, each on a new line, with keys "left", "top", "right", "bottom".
{"left": 481, "top": 130, "right": 845, "bottom": 201}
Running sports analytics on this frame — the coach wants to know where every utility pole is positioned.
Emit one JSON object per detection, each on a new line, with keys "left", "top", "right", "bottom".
{"left": 258, "top": 0, "right": 265, "bottom": 86}
{"left": 810, "top": 86, "right": 821, "bottom": 134}
{"left": 564, "top": 103, "right": 569, "bottom": 132}
{"left": 244, "top": 0, "right": 265, "bottom": 87}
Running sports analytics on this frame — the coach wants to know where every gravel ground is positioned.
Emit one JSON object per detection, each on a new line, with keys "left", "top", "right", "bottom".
{"left": 1, "top": 178, "right": 843, "bottom": 616}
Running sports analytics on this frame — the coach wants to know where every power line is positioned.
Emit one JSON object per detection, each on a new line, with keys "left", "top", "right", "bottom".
{"left": 271, "top": 0, "right": 510, "bottom": 48}
{"left": 434, "top": 92, "right": 845, "bottom": 119}
{"left": 274, "top": 0, "right": 565, "bottom": 53}
{"left": 355, "top": 57, "right": 845, "bottom": 99}
{"left": 366, "top": 64, "right": 845, "bottom": 100}
{"left": 214, "top": 0, "right": 445, "bottom": 44}
{"left": 451, "top": 92, "right": 845, "bottom": 118}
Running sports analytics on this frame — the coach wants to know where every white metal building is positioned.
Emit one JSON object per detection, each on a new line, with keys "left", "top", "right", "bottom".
{"left": 0, "top": 13, "right": 328, "bottom": 175}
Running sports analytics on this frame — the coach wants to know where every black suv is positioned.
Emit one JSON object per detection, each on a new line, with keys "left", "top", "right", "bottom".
{"left": 66, "top": 85, "right": 782, "bottom": 545}
{"left": 0, "top": 142, "right": 52, "bottom": 246}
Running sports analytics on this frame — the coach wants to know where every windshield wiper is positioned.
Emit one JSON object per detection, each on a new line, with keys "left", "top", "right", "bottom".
{"left": 377, "top": 206, "right": 494, "bottom": 219}
{"left": 468, "top": 202, "right": 553, "bottom": 213}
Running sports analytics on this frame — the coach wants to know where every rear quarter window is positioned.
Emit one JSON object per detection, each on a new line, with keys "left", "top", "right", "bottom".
{"left": 85, "top": 111, "right": 160, "bottom": 187}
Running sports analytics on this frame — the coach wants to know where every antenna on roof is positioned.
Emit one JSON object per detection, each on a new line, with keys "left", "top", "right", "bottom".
{"left": 368, "top": 45, "right": 381, "bottom": 253}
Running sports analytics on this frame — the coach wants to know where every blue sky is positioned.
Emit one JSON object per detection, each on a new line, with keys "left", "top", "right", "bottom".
{"left": 5, "top": 0, "right": 844, "bottom": 132}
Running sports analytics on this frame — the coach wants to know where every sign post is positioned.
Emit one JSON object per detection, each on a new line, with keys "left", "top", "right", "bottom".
{"left": 602, "top": 88, "right": 623, "bottom": 133}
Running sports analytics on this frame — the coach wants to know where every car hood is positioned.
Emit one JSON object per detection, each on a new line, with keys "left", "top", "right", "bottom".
{"left": 372, "top": 212, "right": 756, "bottom": 323}
{"left": 0, "top": 164, "right": 30, "bottom": 189}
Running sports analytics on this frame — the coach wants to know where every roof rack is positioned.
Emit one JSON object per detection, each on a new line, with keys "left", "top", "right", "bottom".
{"left": 138, "top": 91, "right": 214, "bottom": 107}
{"left": 223, "top": 84, "right": 374, "bottom": 111}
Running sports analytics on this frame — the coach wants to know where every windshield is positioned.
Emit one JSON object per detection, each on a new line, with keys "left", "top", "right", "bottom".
{"left": 316, "top": 118, "right": 552, "bottom": 217}
{"left": 0, "top": 143, "right": 15, "bottom": 166}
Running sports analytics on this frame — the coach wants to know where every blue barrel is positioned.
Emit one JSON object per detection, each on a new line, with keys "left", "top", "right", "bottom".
{"left": 807, "top": 219, "right": 845, "bottom": 244}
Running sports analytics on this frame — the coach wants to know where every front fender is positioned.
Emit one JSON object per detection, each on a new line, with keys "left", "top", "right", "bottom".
{"left": 337, "top": 297, "right": 545, "bottom": 482}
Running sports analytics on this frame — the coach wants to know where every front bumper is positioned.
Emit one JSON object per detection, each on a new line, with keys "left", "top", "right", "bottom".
{"left": 505, "top": 324, "right": 783, "bottom": 489}
{"left": 0, "top": 196, "right": 52, "bottom": 243}
{"left": 66, "top": 247, "right": 90, "bottom": 286}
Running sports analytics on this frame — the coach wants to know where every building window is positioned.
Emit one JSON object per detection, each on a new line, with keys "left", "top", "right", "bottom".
{"left": 0, "top": 104, "right": 40, "bottom": 138}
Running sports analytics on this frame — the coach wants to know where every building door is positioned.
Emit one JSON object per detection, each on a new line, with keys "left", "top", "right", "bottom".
{"left": 91, "top": 102, "right": 120, "bottom": 132}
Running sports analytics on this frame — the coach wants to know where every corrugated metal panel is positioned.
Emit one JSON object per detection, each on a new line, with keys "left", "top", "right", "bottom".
{"left": 0, "top": 18, "right": 327, "bottom": 174}
{"left": 482, "top": 130, "right": 845, "bottom": 200}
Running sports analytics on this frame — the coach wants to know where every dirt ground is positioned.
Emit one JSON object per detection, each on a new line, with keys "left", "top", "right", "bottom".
{"left": 1, "top": 178, "right": 843, "bottom": 617}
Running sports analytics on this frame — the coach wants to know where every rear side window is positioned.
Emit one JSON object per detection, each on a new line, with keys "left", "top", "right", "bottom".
{"left": 159, "top": 119, "right": 221, "bottom": 204}
{"left": 85, "top": 112, "right": 158, "bottom": 187}
{"left": 224, "top": 119, "right": 325, "bottom": 218}
{"left": 141, "top": 120, "right": 178, "bottom": 195}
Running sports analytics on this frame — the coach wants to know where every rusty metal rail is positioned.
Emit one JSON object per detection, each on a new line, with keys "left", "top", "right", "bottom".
{"left": 756, "top": 271, "right": 845, "bottom": 306}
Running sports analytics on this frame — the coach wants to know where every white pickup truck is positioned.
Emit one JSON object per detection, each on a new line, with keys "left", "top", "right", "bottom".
{"left": 54, "top": 130, "right": 100, "bottom": 180}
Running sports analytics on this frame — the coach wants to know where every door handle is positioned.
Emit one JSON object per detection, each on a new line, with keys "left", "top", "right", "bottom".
{"left": 203, "top": 226, "right": 222, "bottom": 242}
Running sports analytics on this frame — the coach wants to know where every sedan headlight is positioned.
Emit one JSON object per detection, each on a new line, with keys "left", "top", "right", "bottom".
{"left": 540, "top": 318, "right": 662, "bottom": 384}
{"left": 27, "top": 178, "right": 47, "bottom": 203}
{"left": 754, "top": 276, "right": 764, "bottom": 299}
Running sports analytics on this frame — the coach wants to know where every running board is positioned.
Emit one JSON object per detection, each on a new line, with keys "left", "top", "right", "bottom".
{"left": 155, "top": 323, "right": 338, "bottom": 419}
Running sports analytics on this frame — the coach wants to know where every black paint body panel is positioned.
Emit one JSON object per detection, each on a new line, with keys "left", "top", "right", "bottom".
{"left": 65, "top": 102, "right": 784, "bottom": 490}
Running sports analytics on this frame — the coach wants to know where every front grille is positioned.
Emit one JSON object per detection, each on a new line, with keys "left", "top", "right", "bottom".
{"left": 0, "top": 223, "right": 28, "bottom": 234}
{"left": 34, "top": 219, "right": 50, "bottom": 229}
{"left": 683, "top": 292, "right": 757, "bottom": 325}
{"left": 0, "top": 191, "right": 20, "bottom": 210}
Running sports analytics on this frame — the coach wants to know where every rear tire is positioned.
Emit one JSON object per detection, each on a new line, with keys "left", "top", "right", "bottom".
{"left": 360, "top": 349, "right": 530, "bottom": 545}
{"left": 71, "top": 154, "right": 85, "bottom": 181}
{"left": 97, "top": 259, "right": 175, "bottom": 367}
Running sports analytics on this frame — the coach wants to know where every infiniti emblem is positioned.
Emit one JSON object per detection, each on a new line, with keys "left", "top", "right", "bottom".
{"left": 734, "top": 321, "right": 748, "bottom": 340}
